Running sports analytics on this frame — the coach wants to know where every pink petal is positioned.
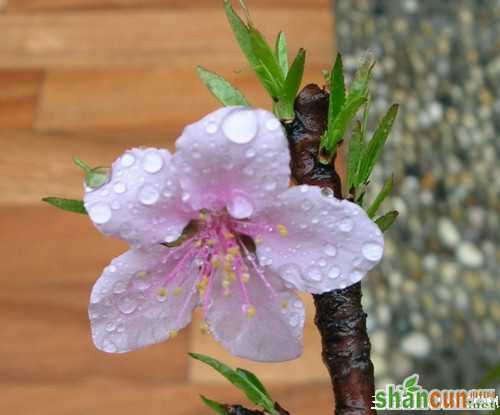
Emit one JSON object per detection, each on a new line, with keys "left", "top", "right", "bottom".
{"left": 84, "top": 147, "right": 194, "bottom": 247}
{"left": 89, "top": 244, "right": 199, "bottom": 353}
{"left": 255, "top": 185, "right": 384, "bottom": 293}
{"left": 174, "top": 107, "right": 290, "bottom": 218}
{"left": 205, "top": 263, "right": 304, "bottom": 362}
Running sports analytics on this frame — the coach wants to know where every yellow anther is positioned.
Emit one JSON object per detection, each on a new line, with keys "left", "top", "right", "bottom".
{"left": 227, "top": 246, "right": 240, "bottom": 256}
{"left": 211, "top": 256, "right": 220, "bottom": 268}
{"left": 223, "top": 288, "right": 231, "bottom": 297}
{"left": 225, "top": 254, "right": 235, "bottom": 263}
{"left": 245, "top": 305, "right": 256, "bottom": 318}
{"left": 222, "top": 279, "right": 231, "bottom": 288}
{"left": 223, "top": 232, "right": 235, "bottom": 239}
{"left": 195, "top": 239, "right": 203, "bottom": 248}
{"left": 169, "top": 330, "right": 178, "bottom": 339}
{"left": 277, "top": 224, "right": 289, "bottom": 237}
{"left": 255, "top": 235, "right": 263, "bottom": 245}
{"left": 242, "top": 273, "right": 250, "bottom": 283}
{"left": 281, "top": 300, "right": 289, "bottom": 309}
{"left": 158, "top": 287, "right": 168, "bottom": 297}
{"left": 207, "top": 239, "right": 216, "bottom": 246}
{"left": 199, "top": 212, "right": 208, "bottom": 221}
{"left": 227, "top": 271, "right": 236, "bottom": 281}
{"left": 173, "top": 287, "right": 183, "bottom": 296}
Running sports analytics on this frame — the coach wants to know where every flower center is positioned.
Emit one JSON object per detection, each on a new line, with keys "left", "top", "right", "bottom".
{"left": 155, "top": 209, "right": 289, "bottom": 335}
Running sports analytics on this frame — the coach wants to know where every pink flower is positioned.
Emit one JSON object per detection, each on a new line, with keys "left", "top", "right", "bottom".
{"left": 85, "top": 107, "right": 383, "bottom": 362}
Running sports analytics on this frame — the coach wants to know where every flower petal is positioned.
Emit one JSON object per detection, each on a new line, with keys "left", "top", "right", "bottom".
{"left": 84, "top": 147, "right": 194, "bottom": 247}
{"left": 255, "top": 185, "right": 384, "bottom": 293}
{"left": 205, "top": 263, "right": 304, "bottom": 362}
{"left": 89, "top": 244, "right": 200, "bottom": 353}
{"left": 174, "top": 107, "right": 291, "bottom": 218}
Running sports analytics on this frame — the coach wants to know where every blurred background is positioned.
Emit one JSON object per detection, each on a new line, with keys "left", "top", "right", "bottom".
{"left": 0, "top": 0, "right": 497, "bottom": 414}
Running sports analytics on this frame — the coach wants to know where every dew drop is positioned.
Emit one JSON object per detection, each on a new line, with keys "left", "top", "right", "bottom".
{"left": 339, "top": 219, "right": 354, "bottom": 232}
{"left": 299, "top": 185, "right": 308, "bottom": 193}
{"left": 113, "top": 280, "right": 127, "bottom": 294}
{"left": 245, "top": 148, "right": 256, "bottom": 158}
{"left": 306, "top": 266, "right": 323, "bottom": 282}
{"left": 266, "top": 117, "right": 281, "bottom": 131}
{"left": 350, "top": 269, "right": 364, "bottom": 281}
{"left": 121, "top": 153, "right": 135, "bottom": 167}
{"left": 222, "top": 109, "right": 258, "bottom": 144}
{"left": 362, "top": 242, "right": 384, "bottom": 261}
{"left": 138, "top": 185, "right": 160, "bottom": 205}
{"left": 320, "top": 187, "right": 334, "bottom": 198}
{"left": 142, "top": 151, "right": 163, "bottom": 173}
{"left": 108, "top": 265, "right": 117, "bottom": 273}
{"left": 301, "top": 200, "right": 312, "bottom": 211}
{"left": 118, "top": 296, "right": 137, "bottom": 314}
{"left": 264, "top": 177, "right": 277, "bottom": 191}
{"left": 88, "top": 203, "right": 112, "bottom": 225}
{"left": 102, "top": 339, "right": 118, "bottom": 353}
{"left": 324, "top": 244, "right": 337, "bottom": 257}
{"left": 105, "top": 321, "right": 116, "bottom": 332}
{"left": 289, "top": 314, "right": 300, "bottom": 327}
{"left": 113, "top": 181, "right": 126, "bottom": 194}
{"left": 280, "top": 264, "right": 302, "bottom": 284}
{"left": 327, "top": 266, "right": 341, "bottom": 279}
{"left": 206, "top": 122, "right": 218, "bottom": 134}
{"left": 111, "top": 201, "right": 121, "bottom": 210}
{"left": 227, "top": 195, "right": 253, "bottom": 219}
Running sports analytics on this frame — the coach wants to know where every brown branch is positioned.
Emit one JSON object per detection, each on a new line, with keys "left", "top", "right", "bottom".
{"left": 286, "top": 84, "right": 376, "bottom": 415}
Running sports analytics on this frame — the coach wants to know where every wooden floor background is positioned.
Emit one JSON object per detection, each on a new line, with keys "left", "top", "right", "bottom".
{"left": 0, "top": 1, "right": 336, "bottom": 413}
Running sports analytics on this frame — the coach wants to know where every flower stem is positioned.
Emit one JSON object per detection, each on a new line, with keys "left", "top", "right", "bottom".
{"left": 285, "top": 84, "right": 376, "bottom": 415}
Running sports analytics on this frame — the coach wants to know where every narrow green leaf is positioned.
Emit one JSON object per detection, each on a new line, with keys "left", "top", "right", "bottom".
{"left": 361, "top": 93, "right": 371, "bottom": 140}
{"left": 73, "top": 157, "right": 91, "bottom": 172}
{"left": 328, "top": 53, "right": 345, "bottom": 125}
{"left": 42, "top": 197, "right": 87, "bottom": 214}
{"left": 347, "top": 121, "right": 363, "bottom": 191}
{"left": 347, "top": 53, "right": 375, "bottom": 102}
{"left": 248, "top": 26, "right": 284, "bottom": 93}
{"left": 224, "top": 1, "right": 280, "bottom": 98}
{"left": 375, "top": 210, "right": 399, "bottom": 232}
{"left": 367, "top": 176, "right": 394, "bottom": 218}
{"left": 200, "top": 396, "right": 228, "bottom": 415}
{"left": 197, "top": 66, "right": 250, "bottom": 106}
{"left": 275, "top": 48, "right": 305, "bottom": 120}
{"left": 320, "top": 94, "right": 366, "bottom": 154}
{"left": 357, "top": 104, "right": 399, "bottom": 185}
{"left": 275, "top": 31, "right": 288, "bottom": 76}
{"left": 235, "top": 368, "right": 271, "bottom": 399}
{"left": 189, "top": 353, "right": 277, "bottom": 414}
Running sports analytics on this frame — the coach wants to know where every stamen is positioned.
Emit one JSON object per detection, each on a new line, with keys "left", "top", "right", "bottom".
{"left": 276, "top": 224, "right": 289, "bottom": 237}
{"left": 243, "top": 304, "right": 256, "bottom": 318}
{"left": 169, "top": 330, "right": 178, "bottom": 339}
{"left": 158, "top": 287, "right": 168, "bottom": 298}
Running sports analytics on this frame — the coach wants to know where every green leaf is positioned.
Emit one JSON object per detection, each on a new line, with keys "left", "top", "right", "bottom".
{"left": 200, "top": 396, "right": 228, "bottom": 415}
{"left": 248, "top": 26, "right": 284, "bottom": 94}
{"left": 197, "top": 66, "right": 250, "bottom": 106}
{"left": 375, "top": 210, "right": 399, "bottom": 232}
{"left": 42, "top": 197, "right": 87, "bottom": 214}
{"left": 275, "top": 48, "right": 305, "bottom": 120}
{"left": 275, "top": 31, "right": 288, "bottom": 76}
{"left": 347, "top": 121, "right": 363, "bottom": 191}
{"left": 320, "top": 55, "right": 374, "bottom": 158}
{"left": 74, "top": 157, "right": 110, "bottom": 190}
{"left": 320, "top": 94, "right": 366, "bottom": 155}
{"left": 356, "top": 104, "right": 399, "bottom": 185}
{"left": 189, "top": 353, "right": 277, "bottom": 414}
{"left": 367, "top": 176, "right": 394, "bottom": 218}
{"left": 361, "top": 93, "right": 371, "bottom": 140}
{"left": 328, "top": 53, "right": 345, "bottom": 126}
{"left": 235, "top": 368, "right": 271, "bottom": 399}
{"left": 73, "top": 157, "right": 91, "bottom": 173}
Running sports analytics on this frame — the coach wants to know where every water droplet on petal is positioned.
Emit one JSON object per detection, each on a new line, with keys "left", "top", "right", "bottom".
{"left": 206, "top": 122, "right": 218, "bottom": 134}
{"left": 227, "top": 195, "right": 253, "bottom": 219}
{"left": 324, "top": 244, "right": 337, "bottom": 257}
{"left": 350, "top": 269, "right": 364, "bottom": 281}
{"left": 299, "top": 185, "right": 308, "bottom": 193}
{"left": 339, "top": 219, "right": 354, "bottom": 232}
{"left": 222, "top": 109, "right": 258, "bottom": 144}
{"left": 118, "top": 296, "right": 137, "bottom": 314}
{"left": 113, "top": 181, "right": 126, "bottom": 194}
{"left": 142, "top": 151, "right": 163, "bottom": 173}
{"left": 111, "top": 201, "right": 121, "bottom": 210}
{"left": 245, "top": 148, "right": 256, "bottom": 158}
{"left": 102, "top": 339, "right": 118, "bottom": 353}
{"left": 88, "top": 203, "right": 112, "bottom": 225}
{"left": 306, "top": 266, "right": 323, "bottom": 282}
{"left": 328, "top": 266, "right": 341, "bottom": 279}
{"left": 263, "top": 177, "right": 277, "bottom": 191}
{"left": 105, "top": 322, "right": 116, "bottom": 332}
{"left": 138, "top": 185, "right": 160, "bottom": 205}
{"left": 289, "top": 314, "right": 300, "bottom": 327}
{"left": 362, "top": 242, "right": 384, "bottom": 261}
{"left": 113, "top": 280, "right": 127, "bottom": 294}
{"left": 121, "top": 153, "right": 135, "bottom": 167}
{"left": 320, "top": 187, "right": 334, "bottom": 198}
{"left": 301, "top": 200, "right": 312, "bottom": 211}
{"left": 266, "top": 117, "right": 281, "bottom": 131}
